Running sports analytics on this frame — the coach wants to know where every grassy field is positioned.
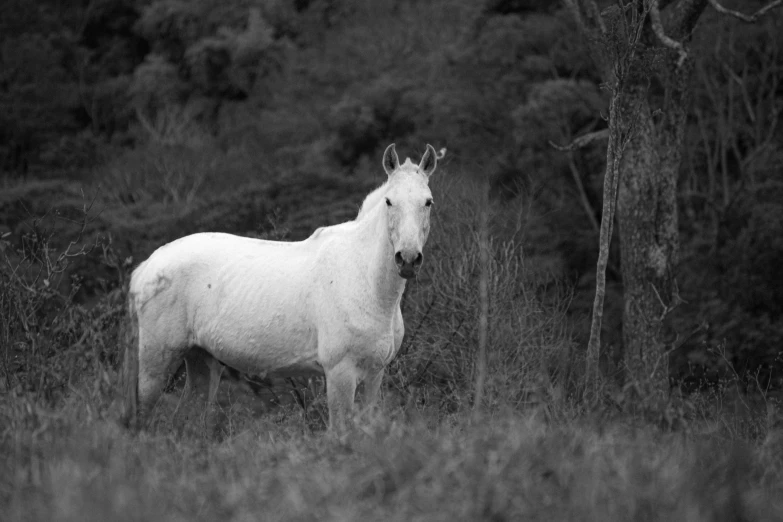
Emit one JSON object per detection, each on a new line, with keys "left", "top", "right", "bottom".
{"left": 2, "top": 376, "right": 783, "bottom": 522}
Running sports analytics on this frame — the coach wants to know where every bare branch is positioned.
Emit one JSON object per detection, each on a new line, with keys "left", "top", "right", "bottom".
{"left": 666, "top": 0, "right": 709, "bottom": 39}
{"left": 566, "top": 154, "right": 601, "bottom": 235}
{"left": 708, "top": 0, "right": 783, "bottom": 22}
{"left": 549, "top": 129, "right": 609, "bottom": 151}
{"left": 134, "top": 106, "right": 162, "bottom": 143}
{"left": 563, "top": 0, "right": 607, "bottom": 36}
{"left": 650, "top": 0, "right": 688, "bottom": 67}
{"left": 585, "top": 94, "right": 623, "bottom": 396}
{"left": 472, "top": 181, "right": 490, "bottom": 418}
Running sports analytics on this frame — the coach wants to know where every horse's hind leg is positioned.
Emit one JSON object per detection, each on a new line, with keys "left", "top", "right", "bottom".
{"left": 138, "top": 342, "right": 188, "bottom": 423}
{"left": 184, "top": 348, "right": 225, "bottom": 433}
{"left": 184, "top": 347, "right": 211, "bottom": 400}
{"left": 207, "top": 356, "right": 224, "bottom": 408}
{"left": 205, "top": 356, "right": 225, "bottom": 433}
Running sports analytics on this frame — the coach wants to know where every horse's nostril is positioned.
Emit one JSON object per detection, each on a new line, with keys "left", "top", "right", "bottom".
{"left": 413, "top": 253, "right": 423, "bottom": 266}
{"left": 394, "top": 252, "right": 404, "bottom": 266}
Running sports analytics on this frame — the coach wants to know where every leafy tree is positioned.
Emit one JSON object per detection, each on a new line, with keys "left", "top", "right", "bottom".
{"left": 131, "top": 0, "right": 293, "bottom": 143}
{"left": 0, "top": 31, "right": 79, "bottom": 173}
{"left": 0, "top": 0, "right": 144, "bottom": 172}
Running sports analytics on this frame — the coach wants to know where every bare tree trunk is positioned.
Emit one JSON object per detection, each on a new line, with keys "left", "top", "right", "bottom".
{"left": 616, "top": 3, "right": 699, "bottom": 404}
{"left": 569, "top": 0, "right": 649, "bottom": 397}
{"left": 565, "top": 0, "right": 783, "bottom": 408}
{"left": 586, "top": 94, "right": 623, "bottom": 395}
{"left": 564, "top": 0, "right": 707, "bottom": 403}
{"left": 616, "top": 82, "right": 684, "bottom": 403}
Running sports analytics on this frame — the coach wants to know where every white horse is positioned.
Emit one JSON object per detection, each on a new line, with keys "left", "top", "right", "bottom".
{"left": 125, "top": 143, "right": 441, "bottom": 430}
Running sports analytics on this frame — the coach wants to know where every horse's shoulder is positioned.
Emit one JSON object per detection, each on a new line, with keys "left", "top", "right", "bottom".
{"left": 304, "top": 221, "right": 357, "bottom": 244}
{"left": 308, "top": 226, "right": 327, "bottom": 241}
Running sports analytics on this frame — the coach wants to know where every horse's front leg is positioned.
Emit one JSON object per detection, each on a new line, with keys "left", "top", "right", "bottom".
{"left": 361, "top": 368, "right": 384, "bottom": 413}
{"left": 325, "top": 360, "right": 358, "bottom": 432}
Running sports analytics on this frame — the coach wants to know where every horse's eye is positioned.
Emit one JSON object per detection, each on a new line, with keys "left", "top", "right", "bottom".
{"left": 385, "top": 198, "right": 392, "bottom": 206}
{"left": 425, "top": 199, "right": 433, "bottom": 207}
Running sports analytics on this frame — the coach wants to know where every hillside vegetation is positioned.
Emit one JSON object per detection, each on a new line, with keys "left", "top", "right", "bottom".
{"left": 2, "top": 1, "right": 782, "bottom": 520}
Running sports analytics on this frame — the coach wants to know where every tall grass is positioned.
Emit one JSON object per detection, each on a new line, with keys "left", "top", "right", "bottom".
{"left": 2, "top": 164, "right": 782, "bottom": 521}
{"left": 99, "top": 142, "right": 273, "bottom": 209}
{"left": 390, "top": 174, "right": 579, "bottom": 419}
{"left": 2, "top": 405, "right": 782, "bottom": 522}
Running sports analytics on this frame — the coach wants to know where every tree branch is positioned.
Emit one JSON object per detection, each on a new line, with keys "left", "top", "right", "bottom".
{"left": 566, "top": 153, "right": 601, "bottom": 235}
{"left": 666, "top": 0, "right": 709, "bottom": 39}
{"left": 707, "top": 0, "right": 783, "bottom": 22}
{"left": 549, "top": 129, "right": 609, "bottom": 151}
{"left": 563, "top": 0, "right": 607, "bottom": 36}
{"left": 564, "top": 0, "right": 618, "bottom": 82}
{"left": 650, "top": 0, "right": 689, "bottom": 67}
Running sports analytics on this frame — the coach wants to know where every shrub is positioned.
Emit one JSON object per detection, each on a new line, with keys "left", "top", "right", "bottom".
{"left": 390, "top": 176, "right": 580, "bottom": 416}
{"left": 327, "top": 76, "right": 430, "bottom": 168}
{"left": 0, "top": 205, "right": 124, "bottom": 409}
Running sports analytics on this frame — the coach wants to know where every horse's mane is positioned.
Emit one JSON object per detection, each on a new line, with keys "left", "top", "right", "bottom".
{"left": 356, "top": 158, "right": 419, "bottom": 220}
{"left": 301, "top": 177, "right": 392, "bottom": 243}
{"left": 356, "top": 180, "right": 390, "bottom": 220}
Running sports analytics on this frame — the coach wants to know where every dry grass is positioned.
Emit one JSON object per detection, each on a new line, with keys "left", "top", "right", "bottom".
{"left": 390, "top": 174, "right": 579, "bottom": 417}
{"left": 2, "top": 389, "right": 782, "bottom": 522}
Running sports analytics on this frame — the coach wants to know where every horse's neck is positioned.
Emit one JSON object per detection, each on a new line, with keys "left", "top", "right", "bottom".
{"left": 354, "top": 202, "right": 406, "bottom": 310}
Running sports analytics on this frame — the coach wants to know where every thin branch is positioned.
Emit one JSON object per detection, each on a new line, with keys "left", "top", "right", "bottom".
{"left": 564, "top": 0, "right": 607, "bottom": 36}
{"left": 707, "top": 0, "right": 783, "bottom": 22}
{"left": 667, "top": 0, "right": 710, "bottom": 39}
{"left": 134, "top": 106, "right": 162, "bottom": 143}
{"left": 566, "top": 153, "right": 601, "bottom": 235}
{"left": 585, "top": 92, "right": 626, "bottom": 396}
{"left": 472, "top": 181, "right": 490, "bottom": 419}
{"left": 650, "top": 0, "right": 688, "bottom": 67}
{"left": 549, "top": 129, "right": 609, "bottom": 151}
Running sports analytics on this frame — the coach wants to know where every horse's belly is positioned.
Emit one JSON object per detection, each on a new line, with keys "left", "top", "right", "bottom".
{"left": 194, "top": 312, "right": 319, "bottom": 376}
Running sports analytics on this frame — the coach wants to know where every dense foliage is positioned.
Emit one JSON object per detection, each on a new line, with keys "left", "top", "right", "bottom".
{"left": 1, "top": 0, "right": 781, "bottom": 429}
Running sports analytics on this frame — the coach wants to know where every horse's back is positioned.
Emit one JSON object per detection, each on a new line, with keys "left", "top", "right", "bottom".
{"left": 130, "top": 232, "right": 324, "bottom": 372}
{"left": 131, "top": 231, "right": 320, "bottom": 312}
{"left": 130, "top": 233, "right": 238, "bottom": 306}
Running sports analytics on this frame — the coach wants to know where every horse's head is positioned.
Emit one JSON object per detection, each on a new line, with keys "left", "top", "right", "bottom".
{"left": 381, "top": 143, "right": 439, "bottom": 279}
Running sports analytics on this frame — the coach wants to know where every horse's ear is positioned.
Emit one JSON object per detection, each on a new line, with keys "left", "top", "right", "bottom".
{"left": 418, "top": 144, "right": 438, "bottom": 178}
{"left": 383, "top": 144, "right": 399, "bottom": 176}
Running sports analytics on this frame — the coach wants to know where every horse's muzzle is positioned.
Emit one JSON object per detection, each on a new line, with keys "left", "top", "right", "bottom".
{"left": 395, "top": 251, "right": 423, "bottom": 279}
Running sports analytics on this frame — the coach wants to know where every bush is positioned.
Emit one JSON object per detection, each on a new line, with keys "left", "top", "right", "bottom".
{"left": 673, "top": 180, "right": 783, "bottom": 394}
{"left": 0, "top": 205, "right": 124, "bottom": 407}
{"left": 390, "top": 176, "right": 580, "bottom": 416}
{"left": 328, "top": 76, "right": 431, "bottom": 168}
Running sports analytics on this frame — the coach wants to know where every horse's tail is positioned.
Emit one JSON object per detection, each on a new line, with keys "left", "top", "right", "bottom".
{"left": 121, "top": 286, "right": 140, "bottom": 431}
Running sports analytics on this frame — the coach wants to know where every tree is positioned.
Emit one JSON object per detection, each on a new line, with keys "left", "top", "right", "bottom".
{"left": 562, "top": 0, "right": 782, "bottom": 406}
{"left": 131, "top": 0, "right": 292, "bottom": 144}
